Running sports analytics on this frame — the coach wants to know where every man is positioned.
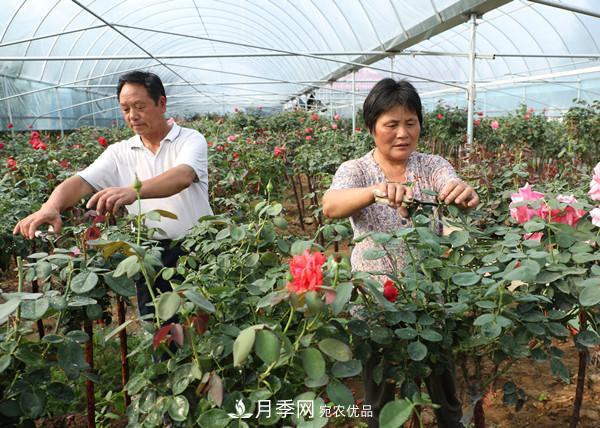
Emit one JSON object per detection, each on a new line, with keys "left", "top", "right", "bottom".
{"left": 13, "top": 70, "right": 212, "bottom": 316}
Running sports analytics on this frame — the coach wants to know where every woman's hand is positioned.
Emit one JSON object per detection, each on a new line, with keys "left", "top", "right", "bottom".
{"left": 439, "top": 180, "right": 479, "bottom": 209}
{"left": 372, "top": 181, "right": 413, "bottom": 217}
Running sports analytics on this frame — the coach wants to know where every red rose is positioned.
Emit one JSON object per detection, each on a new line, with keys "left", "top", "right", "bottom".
{"left": 232, "top": 152, "right": 239, "bottom": 159}
{"left": 477, "top": 111, "right": 483, "bottom": 116}
{"left": 305, "top": 127, "right": 313, "bottom": 134}
{"left": 7, "top": 157, "right": 17, "bottom": 171}
{"left": 305, "top": 135, "right": 312, "bottom": 141}
{"left": 437, "top": 113, "right": 443, "bottom": 120}
{"left": 216, "top": 145, "right": 224, "bottom": 152}
{"left": 60, "top": 159, "right": 70, "bottom": 169}
{"left": 7, "top": 123, "right": 13, "bottom": 129}
{"left": 274, "top": 146, "right": 285, "bottom": 157}
{"left": 286, "top": 250, "right": 327, "bottom": 294}
{"left": 383, "top": 280, "right": 398, "bottom": 302}
{"left": 311, "top": 113, "right": 319, "bottom": 121}
{"left": 0, "top": 143, "right": 4, "bottom": 150}
{"left": 98, "top": 137, "right": 107, "bottom": 147}
{"left": 84, "top": 226, "right": 102, "bottom": 241}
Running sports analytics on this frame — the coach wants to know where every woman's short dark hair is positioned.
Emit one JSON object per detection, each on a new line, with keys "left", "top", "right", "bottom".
{"left": 363, "top": 78, "right": 423, "bottom": 133}
{"left": 117, "top": 71, "right": 166, "bottom": 105}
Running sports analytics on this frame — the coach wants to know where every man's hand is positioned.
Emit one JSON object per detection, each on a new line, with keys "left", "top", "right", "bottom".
{"left": 13, "top": 206, "right": 62, "bottom": 239}
{"left": 439, "top": 180, "right": 479, "bottom": 209}
{"left": 86, "top": 186, "right": 137, "bottom": 215}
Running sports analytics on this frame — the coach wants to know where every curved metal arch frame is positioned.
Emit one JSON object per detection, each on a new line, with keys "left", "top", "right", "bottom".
{"left": 60, "top": 1, "right": 306, "bottom": 90}
{"left": 78, "top": 2, "right": 323, "bottom": 92}
{"left": 95, "top": 19, "right": 313, "bottom": 88}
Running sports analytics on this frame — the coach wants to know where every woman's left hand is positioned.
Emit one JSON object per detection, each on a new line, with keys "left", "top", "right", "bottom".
{"left": 439, "top": 180, "right": 479, "bottom": 209}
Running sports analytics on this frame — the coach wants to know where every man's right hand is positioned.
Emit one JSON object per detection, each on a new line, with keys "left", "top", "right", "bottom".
{"left": 13, "top": 206, "right": 62, "bottom": 240}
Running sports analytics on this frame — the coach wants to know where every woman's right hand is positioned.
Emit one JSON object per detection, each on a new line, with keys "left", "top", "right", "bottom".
{"left": 372, "top": 181, "right": 413, "bottom": 216}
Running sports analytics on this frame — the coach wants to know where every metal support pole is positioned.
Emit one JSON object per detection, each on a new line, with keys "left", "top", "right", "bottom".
{"left": 352, "top": 70, "right": 356, "bottom": 134}
{"left": 55, "top": 88, "right": 64, "bottom": 138}
{"left": 466, "top": 13, "right": 477, "bottom": 152}
{"left": 329, "top": 83, "right": 333, "bottom": 120}
{"left": 91, "top": 100, "right": 96, "bottom": 127}
{"left": 3, "top": 76, "right": 15, "bottom": 139}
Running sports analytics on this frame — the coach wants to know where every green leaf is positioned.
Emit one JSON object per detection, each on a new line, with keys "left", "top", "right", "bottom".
{"left": 230, "top": 226, "right": 246, "bottom": 242}
{"left": 331, "top": 359, "right": 362, "bottom": 378}
{"left": 254, "top": 330, "right": 281, "bottom": 364}
{"left": 0, "top": 299, "right": 20, "bottom": 324}
{"left": 171, "top": 363, "right": 194, "bottom": 395}
{"left": 504, "top": 261, "right": 540, "bottom": 282}
{"left": 126, "top": 374, "right": 148, "bottom": 395}
{"left": 379, "top": 399, "right": 414, "bottom": 428}
{"left": 196, "top": 409, "right": 231, "bottom": 428}
{"left": 523, "top": 220, "right": 546, "bottom": 233}
{"left": 20, "top": 298, "right": 49, "bottom": 320}
{"left": 407, "top": 341, "right": 427, "bottom": 361}
{"left": 273, "top": 217, "right": 288, "bottom": 229}
{"left": 104, "top": 273, "right": 136, "bottom": 297}
{"left": 71, "top": 271, "right": 99, "bottom": 294}
{"left": 419, "top": 329, "right": 443, "bottom": 342}
{"left": 156, "top": 292, "right": 181, "bottom": 321}
{"left": 331, "top": 282, "right": 353, "bottom": 316}
{"left": 318, "top": 338, "right": 352, "bottom": 362}
{"left": 266, "top": 203, "right": 283, "bottom": 216}
{"left": 57, "top": 342, "right": 87, "bottom": 374}
{"left": 67, "top": 296, "right": 97, "bottom": 307}
{"left": 183, "top": 289, "right": 215, "bottom": 313}
{"left": 0, "top": 354, "right": 11, "bottom": 374}
{"left": 449, "top": 230, "right": 469, "bottom": 248}
{"left": 215, "top": 228, "right": 230, "bottom": 240}
{"left": 302, "top": 348, "right": 325, "bottom": 380}
{"left": 451, "top": 272, "right": 480, "bottom": 286}
{"left": 395, "top": 328, "right": 418, "bottom": 340}
{"left": 290, "top": 240, "right": 313, "bottom": 256}
{"left": 19, "top": 391, "right": 45, "bottom": 419}
{"left": 473, "top": 313, "right": 494, "bottom": 326}
{"left": 114, "top": 255, "right": 139, "bottom": 278}
{"left": 326, "top": 380, "right": 354, "bottom": 407}
{"left": 576, "top": 330, "right": 600, "bottom": 347}
{"left": 168, "top": 395, "right": 189, "bottom": 422}
{"left": 363, "top": 248, "right": 387, "bottom": 260}
{"left": 47, "top": 382, "right": 75, "bottom": 402}
{"left": 233, "top": 326, "right": 257, "bottom": 367}
{"left": 580, "top": 284, "right": 600, "bottom": 307}
{"left": 572, "top": 253, "right": 600, "bottom": 264}
{"left": 35, "top": 261, "right": 53, "bottom": 282}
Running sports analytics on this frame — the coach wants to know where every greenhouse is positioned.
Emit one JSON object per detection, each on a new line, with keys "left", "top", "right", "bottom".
{"left": 1, "top": 1, "right": 600, "bottom": 427}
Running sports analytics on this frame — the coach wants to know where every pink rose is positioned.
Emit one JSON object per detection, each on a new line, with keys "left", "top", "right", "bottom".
{"left": 491, "top": 120, "right": 499, "bottom": 130}
{"left": 588, "top": 162, "right": 600, "bottom": 201}
{"left": 509, "top": 183, "right": 545, "bottom": 224}
{"left": 590, "top": 207, "right": 600, "bottom": 227}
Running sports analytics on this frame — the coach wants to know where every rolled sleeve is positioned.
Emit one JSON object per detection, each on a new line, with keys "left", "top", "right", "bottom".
{"left": 174, "top": 133, "right": 208, "bottom": 184}
{"left": 430, "top": 156, "right": 460, "bottom": 193}
{"left": 329, "top": 160, "right": 365, "bottom": 190}
{"left": 77, "top": 145, "right": 119, "bottom": 191}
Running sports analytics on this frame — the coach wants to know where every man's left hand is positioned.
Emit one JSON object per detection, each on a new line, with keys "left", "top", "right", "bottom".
{"left": 439, "top": 180, "right": 479, "bottom": 209}
{"left": 87, "top": 187, "right": 137, "bottom": 215}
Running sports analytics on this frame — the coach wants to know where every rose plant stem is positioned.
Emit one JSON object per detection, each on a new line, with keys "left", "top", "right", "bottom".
{"left": 569, "top": 311, "right": 588, "bottom": 428}
{"left": 117, "top": 297, "right": 130, "bottom": 406}
{"left": 84, "top": 320, "right": 96, "bottom": 428}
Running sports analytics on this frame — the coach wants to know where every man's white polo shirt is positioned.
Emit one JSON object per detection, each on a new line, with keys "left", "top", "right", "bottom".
{"left": 78, "top": 124, "right": 213, "bottom": 239}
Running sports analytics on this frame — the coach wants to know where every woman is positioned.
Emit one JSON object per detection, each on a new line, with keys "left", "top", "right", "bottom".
{"left": 323, "top": 79, "right": 478, "bottom": 428}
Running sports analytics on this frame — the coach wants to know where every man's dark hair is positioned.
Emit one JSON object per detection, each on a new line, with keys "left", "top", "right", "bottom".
{"left": 117, "top": 71, "right": 166, "bottom": 104}
{"left": 363, "top": 78, "right": 423, "bottom": 133}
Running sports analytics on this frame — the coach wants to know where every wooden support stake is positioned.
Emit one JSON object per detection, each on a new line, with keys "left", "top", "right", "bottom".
{"left": 117, "top": 297, "right": 131, "bottom": 406}
{"left": 84, "top": 320, "right": 96, "bottom": 428}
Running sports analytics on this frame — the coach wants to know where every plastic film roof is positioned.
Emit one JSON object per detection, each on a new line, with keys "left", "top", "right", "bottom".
{"left": 0, "top": 0, "right": 599, "bottom": 129}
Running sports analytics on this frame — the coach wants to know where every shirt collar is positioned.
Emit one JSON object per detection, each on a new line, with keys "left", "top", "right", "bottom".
{"left": 130, "top": 123, "right": 182, "bottom": 149}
